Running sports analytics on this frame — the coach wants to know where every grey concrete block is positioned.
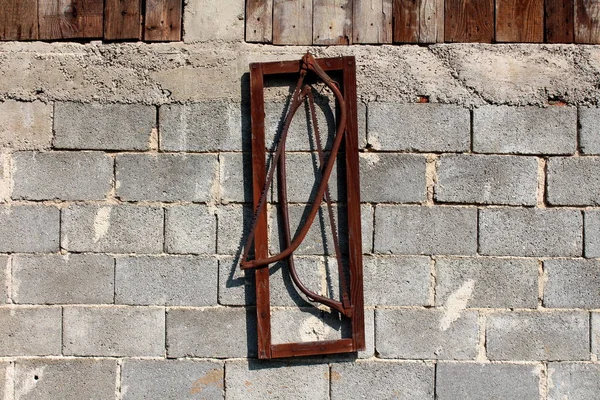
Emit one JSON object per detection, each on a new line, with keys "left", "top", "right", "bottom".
{"left": 62, "top": 204, "right": 163, "bottom": 253}
{"left": 548, "top": 363, "right": 600, "bottom": 400}
{"left": 593, "top": 313, "right": 599, "bottom": 357}
{"left": 436, "top": 257, "right": 538, "bottom": 308}
{"left": 473, "top": 105, "right": 577, "bottom": 154}
{"left": 0, "top": 205, "right": 59, "bottom": 252}
{"left": 121, "top": 360, "right": 223, "bottom": 400}
{"left": 486, "top": 312, "right": 589, "bottom": 361}
{"left": 167, "top": 307, "right": 256, "bottom": 358}
{"left": 218, "top": 256, "right": 255, "bottom": 306}
{"left": 368, "top": 103, "right": 470, "bottom": 152}
{"left": 159, "top": 102, "right": 247, "bottom": 151}
{"left": 0, "top": 362, "right": 6, "bottom": 399}
{"left": 116, "top": 153, "right": 218, "bottom": 202}
{"left": 544, "top": 259, "right": 600, "bottom": 308}
{"left": 217, "top": 204, "right": 252, "bottom": 255}
{"left": 436, "top": 154, "right": 537, "bottom": 205}
{"left": 54, "top": 102, "right": 155, "bottom": 150}
{"left": 220, "top": 152, "right": 252, "bottom": 203}
{"left": 116, "top": 255, "right": 217, "bottom": 306}
{"left": 14, "top": 359, "right": 116, "bottom": 400}
{"left": 359, "top": 309, "right": 375, "bottom": 359}
{"left": 268, "top": 256, "right": 323, "bottom": 307}
{"left": 479, "top": 208, "right": 582, "bottom": 257}
{"left": 63, "top": 306, "right": 165, "bottom": 356}
{"left": 585, "top": 210, "right": 600, "bottom": 257}
{"left": 436, "top": 363, "right": 540, "bottom": 400}
{"left": 547, "top": 156, "right": 600, "bottom": 205}
{"left": 0, "top": 100, "right": 52, "bottom": 150}
{"left": 331, "top": 361, "right": 434, "bottom": 400}
{"left": 271, "top": 307, "right": 347, "bottom": 345}
{"left": 374, "top": 206, "right": 477, "bottom": 255}
{"left": 165, "top": 205, "right": 216, "bottom": 254}
{"left": 13, "top": 151, "right": 113, "bottom": 201}
{"left": 363, "top": 255, "right": 431, "bottom": 306}
{"left": 226, "top": 360, "right": 328, "bottom": 400}
{"left": 0, "top": 306, "right": 61, "bottom": 356}
{"left": 0, "top": 152, "right": 9, "bottom": 202}
{"left": 360, "top": 153, "right": 426, "bottom": 203}
{"left": 375, "top": 309, "right": 478, "bottom": 359}
{"left": 13, "top": 254, "right": 114, "bottom": 304}
{"left": 579, "top": 107, "right": 600, "bottom": 154}
{"left": 0, "top": 256, "right": 7, "bottom": 303}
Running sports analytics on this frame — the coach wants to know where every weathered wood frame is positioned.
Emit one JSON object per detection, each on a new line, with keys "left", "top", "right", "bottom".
{"left": 249, "top": 56, "right": 365, "bottom": 359}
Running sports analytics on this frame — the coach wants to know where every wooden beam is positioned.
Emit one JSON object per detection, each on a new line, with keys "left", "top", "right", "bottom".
{"left": 393, "top": 0, "right": 443, "bottom": 43}
{"left": 144, "top": 0, "right": 182, "bottom": 41}
{"left": 246, "top": 0, "right": 273, "bottom": 43}
{"left": 545, "top": 0, "right": 574, "bottom": 43}
{"left": 575, "top": 0, "right": 600, "bottom": 43}
{"left": 496, "top": 0, "right": 544, "bottom": 42}
{"left": 104, "top": 0, "right": 142, "bottom": 40}
{"left": 314, "top": 0, "right": 352, "bottom": 45}
{"left": 38, "top": 0, "right": 104, "bottom": 40}
{"left": 353, "top": 0, "right": 393, "bottom": 43}
{"left": 445, "top": 0, "right": 494, "bottom": 42}
{"left": 272, "top": 0, "right": 312, "bottom": 45}
{"left": 0, "top": 0, "right": 39, "bottom": 40}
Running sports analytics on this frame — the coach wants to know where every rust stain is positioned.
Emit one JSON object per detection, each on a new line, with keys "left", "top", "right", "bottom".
{"left": 190, "top": 369, "right": 223, "bottom": 394}
{"left": 330, "top": 371, "right": 342, "bottom": 382}
{"left": 244, "top": 380, "right": 253, "bottom": 387}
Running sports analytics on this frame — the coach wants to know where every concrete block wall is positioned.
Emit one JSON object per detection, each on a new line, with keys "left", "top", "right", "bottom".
{"left": 1, "top": 1, "right": 600, "bottom": 398}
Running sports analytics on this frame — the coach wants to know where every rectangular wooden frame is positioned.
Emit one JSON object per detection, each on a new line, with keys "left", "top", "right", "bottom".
{"left": 249, "top": 56, "right": 365, "bottom": 359}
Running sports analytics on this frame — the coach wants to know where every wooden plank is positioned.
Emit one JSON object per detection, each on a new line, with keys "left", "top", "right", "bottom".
{"left": 393, "top": 0, "right": 419, "bottom": 43}
{"left": 313, "top": 0, "right": 352, "bottom": 45}
{"left": 353, "top": 0, "right": 393, "bottom": 43}
{"left": 270, "top": 339, "right": 354, "bottom": 358}
{"left": 496, "top": 0, "right": 544, "bottom": 42}
{"left": 545, "top": 0, "right": 574, "bottom": 43}
{"left": 419, "top": 0, "right": 444, "bottom": 43}
{"left": 445, "top": 0, "right": 494, "bottom": 42}
{"left": 246, "top": 0, "right": 273, "bottom": 43}
{"left": 104, "top": 0, "right": 142, "bottom": 40}
{"left": 38, "top": 0, "right": 103, "bottom": 40}
{"left": 575, "top": 0, "right": 600, "bottom": 43}
{"left": 144, "top": 0, "right": 182, "bottom": 41}
{"left": 0, "top": 0, "right": 39, "bottom": 40}
{"left": 272, "top": 0, "right": 312, "bottom": 45}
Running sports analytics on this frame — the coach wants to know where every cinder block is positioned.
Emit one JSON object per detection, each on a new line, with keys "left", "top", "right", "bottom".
{"left": 360, "top": 153, "right": 426, "bottom": 203}
{"left": 13, "top": 151, "right": 113, "bottom": 201}
{"left": 579, "top": 107, "right": 600, "bottom": 154}
{"left": 0, "top": 205, "right": 59, "bottom": 252}
{"left": 13, "top": 254, "right": 114, "bottom": 304}
{"left": 374, "top": 206, "right": 477, "bottom": 255}
{"left": 0, "top": 362, "right": 6, "bottom": 399}
{"left": 115, "top": 256, "right": 218, "bottom": 306}
{"left": 359, "top": 309, "right": 375, "bottom": 359}
{"left": 121, "top": 360, "right": 223, "bottom": 400}
{"left": 0, "top": 306, "right": 61, "bottom": 356}
{"left": 63, "top": 306, "right": 165, "bottom": 357}
{"left": 271, "top": 307, "right": 347, "bottom": 345}
{"left": 226, "top": 360, "right": 328, "bottom": 400}
{"left": 116, "top": 153, "right": 218, "bottom": 202}
{"left": 436, "top": 363, "right": 540, "bottom": 400}
{"left": 592, "top": 313, "right": 599, "bottom": 357}
{"left": 479, "top": 208, "right": 582, "bottom": 257}
{"left": 61, "top": 204, "right": 163, "bottom": 253}
{"left": 367, "top": 103, "right": 470, "bottom": 152}
{"left": 473, "top": 105, "right": 576, "bottom": 154}
{"left": 331, "top": 361, "right": 434, "bottom": 400}
{"left": 159, "top": 102, "right": 247, "bottom": 151}
{"left": 167, "top": 307, "right": 256, "bottom": 358}
{"left": 375, "top": 309, "right": 479, "bottom": 359}
{"left": 183, "top": 0, "right": 244, "bottom": 42}
{"left": 268, "top": 256, "right": 323, "bottom": 307}
{"left": 0, "top": 256, "right": 7, "bottom": 303}
{"left": 0, "top": 100, "right": 52, "bottom": 150}
{"left": 54, "top": 102, "right": 155, "bottom": 150}
{"left": 486, "top": 312, "right": 589, "bottom": 361}
{"left": 216, "top": 204, "right": 253, "bottom": 255}
{"left": 436, "top": 257, "right": 538, "bottom": 308}
{"left": 0, "top": 152, "right": 9, "bottom": 202}
{"left": 585, "top": 210, "right": 600, "bottom": 257}
{"left": 544, "top": 259, "right": 600, "bottom": 308}
{"left": 436, "top": 154, "right": 537, "bottom": 205}
{"left": 220, "top": 152, "right": 252, "bottom": 203}
{"left": 548, "top": 363, "right": 600, "bottom": 400}
{"left": 363, "top": 255, "right": 431, "bottom": 306}
{"left": 218, "top": 256, "right": 255, "bottom": 306}
{"left": 165, "top": 205, "right": 216, "bottom": 254}
{"left": 14, "top": 359, "right": 116, "bottom": 400}
{"left": 547, "top": 157, "right": 600, "bottom": 205}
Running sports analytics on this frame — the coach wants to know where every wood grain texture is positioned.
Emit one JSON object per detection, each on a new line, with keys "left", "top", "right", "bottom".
{"left": 575, "top": 0, "right": 600, "bottom": 43}
{"left": 246, "top": 0, "right": 273, "bottom": 42}
{"left": 353, "top": 0, "right": 393, "bottom": 43}
{"left": 314, "top": 0, "right": 352, "bottom": 45}
{"left": 38, "top": 0, "right": 103, "bottom": 40}
{"left": 104, "top": 0, "right": 142, "bottom": 40}
{"left": 546, "top": 0, "right": 574, "bottom": 43}
{"left": 273, "top": 0, "right": 312, "bottom": 44}
{"left": 419, "top": 0, "right": 444, "bottom": 42}
{"left": 0, "top": 0, "right": 39, "bottom": 40}
{"left": 394, "top": 0, "right": 419, "bottom": 43}
{"left": 445, "top": 0, "right": 494, "bottom": 42}
{"left": 144, "top": 0, "right": 182, "bottom": 41}
{"left": 496, "top": 0, "right": 544, "bottom": 42}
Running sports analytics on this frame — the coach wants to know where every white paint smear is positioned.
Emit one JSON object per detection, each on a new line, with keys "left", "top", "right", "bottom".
{"left": 440, "top": 279, "right": 474, "bottom": 331}
{"left": 93, "top": 207, "right": 111, "bottom": 243}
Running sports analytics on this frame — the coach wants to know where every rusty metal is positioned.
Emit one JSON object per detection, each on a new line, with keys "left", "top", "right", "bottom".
{"left": 243, "top": 53, "right": 364, "bottom": 359}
